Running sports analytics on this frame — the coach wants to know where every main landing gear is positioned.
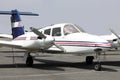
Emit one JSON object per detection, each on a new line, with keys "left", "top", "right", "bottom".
{"left": 25, "top": 53, "right": 33, "bottom": 67}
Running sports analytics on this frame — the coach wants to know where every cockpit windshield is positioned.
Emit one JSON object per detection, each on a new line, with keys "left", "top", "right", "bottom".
{"left": 74, "top": 24, "right": 85, "bottom": 33}
{"left": 63, "top": 24, "right": 85, "bottom": 35}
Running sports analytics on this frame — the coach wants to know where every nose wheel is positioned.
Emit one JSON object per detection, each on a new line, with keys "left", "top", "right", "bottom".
{"left": 94, "top": 48, "right": 103, "bottom": 71}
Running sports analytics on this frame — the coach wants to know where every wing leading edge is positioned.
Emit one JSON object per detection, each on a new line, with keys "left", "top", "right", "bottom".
{"left": 0, "top": 40, "right": 22, "bottom": 48}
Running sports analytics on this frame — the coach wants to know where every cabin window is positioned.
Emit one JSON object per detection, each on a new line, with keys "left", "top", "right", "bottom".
{"left": 52, "top": 27, "right": 61, "bottom": 36}
{"left": 44, "top": 29, "right": 51, "bottom": 35}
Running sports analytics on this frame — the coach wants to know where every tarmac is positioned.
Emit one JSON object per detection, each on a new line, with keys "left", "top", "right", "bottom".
{"left": 0, "top": 47, "right": 120, "bottom": 80}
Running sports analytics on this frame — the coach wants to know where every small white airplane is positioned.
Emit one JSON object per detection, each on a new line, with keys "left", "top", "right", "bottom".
{"left": 0, "top": 9, "right": 112, "bottom": 71}
{"left": 1, "top": 30, "right": 119, "bottom": 50}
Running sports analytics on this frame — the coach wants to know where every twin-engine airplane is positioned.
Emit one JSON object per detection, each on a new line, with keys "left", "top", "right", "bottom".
{"left": 0, "top": 9, "right": 112, "bottom": 71}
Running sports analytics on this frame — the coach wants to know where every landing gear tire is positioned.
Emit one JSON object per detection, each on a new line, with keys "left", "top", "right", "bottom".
{"left": 86, "top": 56, "right": 94, "bottom": 65}
{"left": 94, "top": 63, "right": 101, "bottom": 71}
{"left": 26, "top": 55, "right": 33, "bottom": 67}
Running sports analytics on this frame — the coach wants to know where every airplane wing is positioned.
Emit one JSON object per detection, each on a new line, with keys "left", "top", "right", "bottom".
{"left": 0, "top": 34, "right": 12, "bottom": 39}
{"left": 0, "top": 40, "right": 22, "bottom": 48}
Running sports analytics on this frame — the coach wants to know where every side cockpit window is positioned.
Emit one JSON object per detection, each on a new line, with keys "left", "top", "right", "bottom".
{"left": 52, "top": 27, "right": 61, "bottom": 36}
{"left": 44, "top": 29, "right": 51, "bottom": 35}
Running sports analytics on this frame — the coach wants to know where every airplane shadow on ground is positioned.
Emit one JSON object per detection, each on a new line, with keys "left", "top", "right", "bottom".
{"left": 0, "top": 57, "right": 120, "bottom": 72}
{"left": 33, "top": 58, "right": 119, "bottom": 72}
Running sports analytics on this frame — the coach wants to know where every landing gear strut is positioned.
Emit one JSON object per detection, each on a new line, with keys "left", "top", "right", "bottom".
{"left": 26, "top": 53, "right": 33, "bottom": 67}
{"left": 86, "top": 56, "right": 94, "bottom": 65}
{"left": 94, "top": 48, "right": 102, "bottom": 71}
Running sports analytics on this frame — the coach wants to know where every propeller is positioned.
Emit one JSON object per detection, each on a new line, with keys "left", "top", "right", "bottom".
{"left": 53, "top": 42, "right": 65, "bottom": 52}
{"left": 30, "top": 27, "right": 46, "bottom": 39}
{"left": 30, "top": 27, "right": 65, "bottom": 52}
{"left": 109, "top": 28, "right": 120, "bottom": 44}
{"left": 109, "top": 28, "right": 120, "bottom": 39}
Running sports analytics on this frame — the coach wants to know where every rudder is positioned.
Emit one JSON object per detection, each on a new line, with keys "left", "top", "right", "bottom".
{"left": 11, "top": 10, "right": 25, "bottom": 39}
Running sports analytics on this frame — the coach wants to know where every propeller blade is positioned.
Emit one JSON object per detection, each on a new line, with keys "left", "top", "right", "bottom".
{"left": 109, "top": 28, "right": 120, "bottom": 45}
{"left": 53, "top": 42, "right": 65, "bottom": 52}
{"left": 109, "top": 28, "right": 120, "bottom": 39}
{"left": 30, "top": 27, "right": 46, "bottom": 39}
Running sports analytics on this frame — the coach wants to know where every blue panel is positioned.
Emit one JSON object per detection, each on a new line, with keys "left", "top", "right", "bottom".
{"left": 12, "top": 27, "right": 25, "bottom": 39}
{"left": 11, "top": 10, "right": 21, "bottom": 22}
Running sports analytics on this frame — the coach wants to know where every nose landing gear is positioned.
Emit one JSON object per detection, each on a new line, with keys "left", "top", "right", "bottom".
{"left": 94, "top": 48, "right": 103, "bottom": 71}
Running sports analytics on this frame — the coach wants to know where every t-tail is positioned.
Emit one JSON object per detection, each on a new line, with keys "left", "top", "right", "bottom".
{"left": 0, "top": 9, "right": 39, "bottom": 39}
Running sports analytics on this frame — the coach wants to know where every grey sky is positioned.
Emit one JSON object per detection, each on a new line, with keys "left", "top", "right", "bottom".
{"left": 0, "top": 0, "right": 120, "bottom": 35}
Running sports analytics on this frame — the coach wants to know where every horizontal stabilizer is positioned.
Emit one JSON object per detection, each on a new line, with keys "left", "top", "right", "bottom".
{"left": 0, "top": 11, "right": 39, "bottom": 16}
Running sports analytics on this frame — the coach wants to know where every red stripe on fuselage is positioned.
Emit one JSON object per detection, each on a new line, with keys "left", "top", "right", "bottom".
{"left": 55, "top": 41, "right": 111, "bottom": 47}
{"left": 14, "top": 36, "right": 38, "bottom": 40}
{"left": 14, "top": 37, "right": 26, "bottom": 40}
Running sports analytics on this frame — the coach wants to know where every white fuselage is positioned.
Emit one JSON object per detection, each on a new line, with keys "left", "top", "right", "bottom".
{"left": 52, "top": 33, "right": 111, "bottom": 53}
{"left": 0, "top": 31, "right": 111, "bottom": 54}
{"left": 40, "top": 23, "right": 111, "bottom": 54}
{"left": 0, "top": 23, "right": 111, "bottom": 54}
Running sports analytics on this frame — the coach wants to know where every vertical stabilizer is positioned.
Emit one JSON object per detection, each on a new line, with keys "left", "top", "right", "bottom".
{"left": 11, "top": 10, "right": 24, "bottom": 39}
{"left": 0, "top": 9, "right": 39, "bottom": 39}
